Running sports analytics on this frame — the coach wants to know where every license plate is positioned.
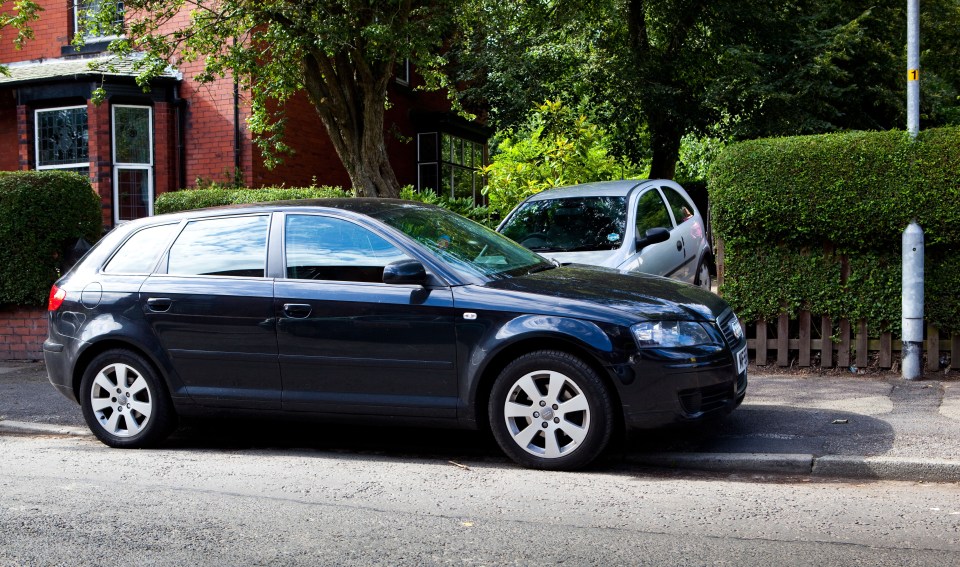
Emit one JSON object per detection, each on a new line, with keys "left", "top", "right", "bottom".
{"left": 735, "top": 346, "right": 748, "bottom": 375}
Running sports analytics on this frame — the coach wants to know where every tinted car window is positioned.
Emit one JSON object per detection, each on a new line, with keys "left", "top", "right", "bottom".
{"left": 167, "top": 215, "right": 269, "bottom": 277}
{"left": 375, "top": 205, "right": 551, "bottom": 279}
{"left": 103, "top": 223, "right": 180, "bottom": 274}
{"left": 662, "top": 186, "right": 695, "bottom": 225}
{"left": 285, "top": 215, "right": 410, "bottom": 282}
{"left": 498, "top": 196, "right": 628, "bottom": 252}
{"left": 635, "top": 190, "right": 673, "bottom": 234}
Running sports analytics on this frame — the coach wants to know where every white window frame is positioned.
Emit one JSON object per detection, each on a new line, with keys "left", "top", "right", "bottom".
{"left": 35, "top": 105, "right": 90, "bottom": 172}
{"left": 111, "top": 104, "right": 154, "bottom": 224}
{"left": 395, "top": 58, "right": 411, "bottom": 86}
{"left": 74, "top": 0, "right": 123, "bottom": 41}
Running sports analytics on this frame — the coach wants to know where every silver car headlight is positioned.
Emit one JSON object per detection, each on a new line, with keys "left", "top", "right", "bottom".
{"left": 631, "top": 321, "right": 717, "bottom": 348}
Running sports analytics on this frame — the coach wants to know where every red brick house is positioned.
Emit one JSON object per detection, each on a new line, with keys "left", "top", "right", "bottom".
{"left": 0, "top": 1, "right": 489, "bottom": 359}
{"left": 0, "top": 0, "right": 490, "bottom": 231}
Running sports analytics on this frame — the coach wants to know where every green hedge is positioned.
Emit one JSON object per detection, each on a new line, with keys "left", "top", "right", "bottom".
{"left": 0, "top": 171, "right": 102, "bottom": 306}
{"left": 155, "top": 185, "right": 498, "bottom": 227}
{"left": 710, "top": 127, "right": 960, "bottom": 334}
{"left": 154, "top": 186, "right": 351, "bottom": 214}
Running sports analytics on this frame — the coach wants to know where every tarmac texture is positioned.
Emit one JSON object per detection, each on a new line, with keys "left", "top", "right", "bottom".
{"left": 2, "top": 360, "right": 959, "bottom": 482}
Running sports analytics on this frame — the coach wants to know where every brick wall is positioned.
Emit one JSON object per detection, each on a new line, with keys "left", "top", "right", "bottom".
{"left": 0, "top": 0, "right": 69, "bottom": 63}
{"left": 0, "top": 306, "right": 46, "bottom": 361}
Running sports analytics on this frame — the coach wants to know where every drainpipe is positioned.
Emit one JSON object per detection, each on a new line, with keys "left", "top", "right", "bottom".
{"left": 902, "top": 222, "right": 924, "bottom": 379}
{"left": 172, "top": 85, "right": 186, "bottom": 190}
{"left": 233, "top": 37, "right": 242, "bottom": 185}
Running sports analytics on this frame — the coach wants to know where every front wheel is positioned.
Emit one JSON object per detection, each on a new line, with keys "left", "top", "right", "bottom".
{"left": 695, "top": 257, "right": 712, "bottom": 291}
{"left": 80, "top": 349, "right": 176, "bottom": 448}
{"left": 489, "top": 351, "right": 614, "bottom": 470}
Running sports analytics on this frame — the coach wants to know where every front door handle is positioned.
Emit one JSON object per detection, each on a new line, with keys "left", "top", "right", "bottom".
{"left": 676, "top": 240, "right": 683, "bottom": 251}
{"left": 146, "top": 297, "right": 172, "bottom": 312}
{"left": 283, "top": 303, "right": 313, "bottom": 319}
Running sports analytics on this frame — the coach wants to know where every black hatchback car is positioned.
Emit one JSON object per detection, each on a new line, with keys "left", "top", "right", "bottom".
{"left": 45, "top": 199, "right": 747, "bottom": 470}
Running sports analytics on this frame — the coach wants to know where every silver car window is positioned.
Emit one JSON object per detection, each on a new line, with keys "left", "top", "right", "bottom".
{"left": 662, "top": 187, "right": 695, "bottom": 225}
{"left": 634, "top": 190, "right": 673, "bottom": 234}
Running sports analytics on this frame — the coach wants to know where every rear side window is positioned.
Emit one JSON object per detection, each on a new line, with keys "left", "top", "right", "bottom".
{"left": 167, "top": 215, "right": 270, "bottom": 277}
{"left": 662, "top": 187, "right": 695, "bottom": 225}
{"left": 634, "top": 190, "right": 673, "bottom": 234}
{"left": 103, "top": 223, "right": 180, "bottom": 274}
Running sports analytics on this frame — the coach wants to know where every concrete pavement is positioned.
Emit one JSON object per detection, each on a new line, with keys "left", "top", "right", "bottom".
{"left": 2, "top": 360, "right": 959, "bottom": 482}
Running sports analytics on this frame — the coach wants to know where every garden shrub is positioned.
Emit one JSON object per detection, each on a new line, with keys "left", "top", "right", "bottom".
{"left": 0, "top": 171, "right": 102, "bottom": 306}
{"left": 710, "top": 127, "right": 960, "bottom": 334}
{"left": 154, "top": 185, "right": 350, "bottom": 214}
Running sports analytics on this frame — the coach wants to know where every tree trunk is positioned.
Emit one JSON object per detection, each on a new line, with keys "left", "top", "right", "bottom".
{"left": 302, "top": 50, "right": 401, "bottom": 198}
{"left": 647, "top": 122, "right": 681, "bottom": 180}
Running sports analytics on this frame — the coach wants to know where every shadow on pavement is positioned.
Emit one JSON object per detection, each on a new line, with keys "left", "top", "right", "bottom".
{"left": 626, "top": 405, "right": 896, "bottom": 458}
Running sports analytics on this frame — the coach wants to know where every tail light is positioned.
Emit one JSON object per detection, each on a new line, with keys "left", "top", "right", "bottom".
{"left": 48, "top": 285, "right": 66, "bottom": 311}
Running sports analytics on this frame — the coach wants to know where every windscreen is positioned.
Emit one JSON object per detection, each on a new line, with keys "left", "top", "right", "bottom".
{"left": 499, "top": 196, "right": 628, "bottom": 252}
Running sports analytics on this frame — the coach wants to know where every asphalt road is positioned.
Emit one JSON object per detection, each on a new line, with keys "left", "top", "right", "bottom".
{"left": 2, "top": 433, "right": 959, "bottom": 566}
{"left": 4, "top": 360, "right": 960, "bottom": 482}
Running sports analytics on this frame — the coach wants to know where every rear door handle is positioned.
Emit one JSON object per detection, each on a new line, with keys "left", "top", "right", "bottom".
{"left": 283, "top": 303, "right": 313, "bottom": 319}
{"left": 146, "top": 298, "right": 172, "bottom": 312}
{"left": 676, "top": 240, "right": 683, "bottom": 251}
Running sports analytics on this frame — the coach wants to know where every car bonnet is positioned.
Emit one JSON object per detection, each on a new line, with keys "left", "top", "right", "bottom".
{"left": 482, "top": 264, "right": 727, "bottom": 323}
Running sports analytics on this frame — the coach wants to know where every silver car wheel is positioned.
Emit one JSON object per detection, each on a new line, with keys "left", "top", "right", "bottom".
{"left": 697, "top": 261, "right": 712, "bottom": 290}
{"left": 502, "top": 369, "right": 591, "bottom": 459}
{"left": 88, "top": 362, "right": 154, "bottom": 438}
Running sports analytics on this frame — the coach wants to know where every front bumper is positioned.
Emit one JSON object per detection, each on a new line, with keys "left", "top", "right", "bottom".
{"left": 615, "top": 345, "right": 747, "bottom": 430}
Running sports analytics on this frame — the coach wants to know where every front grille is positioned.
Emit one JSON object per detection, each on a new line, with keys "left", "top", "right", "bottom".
{"left": 717, "top": 309, "right": 743, "bottom": 348}
{"left": 678, "top": 383, "right": 733, "bottom": 416}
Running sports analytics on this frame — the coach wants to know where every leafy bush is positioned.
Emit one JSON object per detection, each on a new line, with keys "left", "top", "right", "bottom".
{"left": 483, "top": 100, "right": 644, "bottom": 218}
{"left": 399, "top": 186, "right": 494, "bottom": 227}
{"left": 0, "top": 171, "right": 102, "bottom": 306}
{"left": 710, "top": 127, "right": 960, "bottom": 333}
{"left": 154, "top": 185, "right": 350, "bottom": 214}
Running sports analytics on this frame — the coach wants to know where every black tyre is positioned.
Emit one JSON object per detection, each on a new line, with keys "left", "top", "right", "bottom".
{"left": 79, "top": 349, "right": 176, "bottom": 448}
{"left": 488, "top": 350, "right": 614, "bottom": 470}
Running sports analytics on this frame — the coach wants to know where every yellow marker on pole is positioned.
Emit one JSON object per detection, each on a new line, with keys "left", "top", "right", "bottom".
{"left": 908, "top": 69, "right": 920, "bottom": 82}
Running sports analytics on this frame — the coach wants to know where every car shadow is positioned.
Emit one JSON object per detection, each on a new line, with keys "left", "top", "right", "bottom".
{"left": 157, "top": 403, "right": 897, "bottom": 471}
{"left": 623, "top": 404, "right": 896, "bottom": 459}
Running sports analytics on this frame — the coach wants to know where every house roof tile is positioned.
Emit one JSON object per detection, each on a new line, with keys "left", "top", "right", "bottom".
{"left": 0, "top": 53, "right": 181, "bottom": 86}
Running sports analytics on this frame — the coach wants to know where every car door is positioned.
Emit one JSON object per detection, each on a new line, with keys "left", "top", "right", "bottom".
{"left": 619, "top": 187, "right": 685, "bottom": 278}
{"left": 140, "top": 213, "right": 281, "bottom": 409}
{"left": 275, "top": 213, "right": 459, "bottom": 418}
{"left": 660, "top": 184, "right": 705, "bottom": 284}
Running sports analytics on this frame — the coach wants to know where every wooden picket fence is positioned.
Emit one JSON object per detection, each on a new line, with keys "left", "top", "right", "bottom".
{"left": 745, "top": 311, "right": 960, "bottom": 371}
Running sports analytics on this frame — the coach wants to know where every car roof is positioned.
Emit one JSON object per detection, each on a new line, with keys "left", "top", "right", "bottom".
{"left": 213, "top": 198, "right": 436, "bottom": 216}
{"left": 138, "top": 198, "right": 441, "bottom": 226}
{"left": 522, "top": 180, "right": 670, "bottom": 201}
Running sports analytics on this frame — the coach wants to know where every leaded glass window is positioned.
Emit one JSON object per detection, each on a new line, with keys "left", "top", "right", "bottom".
{"left": 112, "top": 105, "right": 153, "bottom": 224}
{"left": 113, "top": 106, "right": 151, "bottom": 164}
{"left": 35, "top": 106, "right": 89, "bottom": 177}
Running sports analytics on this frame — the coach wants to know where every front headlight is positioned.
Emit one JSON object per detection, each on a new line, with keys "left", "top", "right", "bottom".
{"left": 631, "top": 321, "right": 717, "bottom": 348}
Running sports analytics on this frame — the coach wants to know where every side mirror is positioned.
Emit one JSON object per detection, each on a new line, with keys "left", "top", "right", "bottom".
{"left": 382, "top": 259, "right": 427, "bottom": 285}
{"left": 636, "top": 227, "right": 670, "bottom": 250}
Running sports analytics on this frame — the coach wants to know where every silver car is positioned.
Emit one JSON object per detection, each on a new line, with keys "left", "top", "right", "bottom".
{"left": 497, "top": 180, "right": 713, "bottom": 290}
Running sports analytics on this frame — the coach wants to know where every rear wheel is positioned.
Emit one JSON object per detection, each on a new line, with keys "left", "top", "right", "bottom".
{"left": 80, "top": 349, "right": 176, "bottom": 448}
{"left": 489, "top": 351, "right": 614, "bottom": 470}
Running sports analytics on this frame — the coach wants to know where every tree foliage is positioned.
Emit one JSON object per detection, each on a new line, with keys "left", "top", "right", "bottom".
{"left": 93, "top": 0, "right": 463, "bottom": 197}
{"left": 482, "top": 99, "right": 642, "bottom": 218}
{"left": 451, "top": 0, "right": 960, "bottom": 180}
